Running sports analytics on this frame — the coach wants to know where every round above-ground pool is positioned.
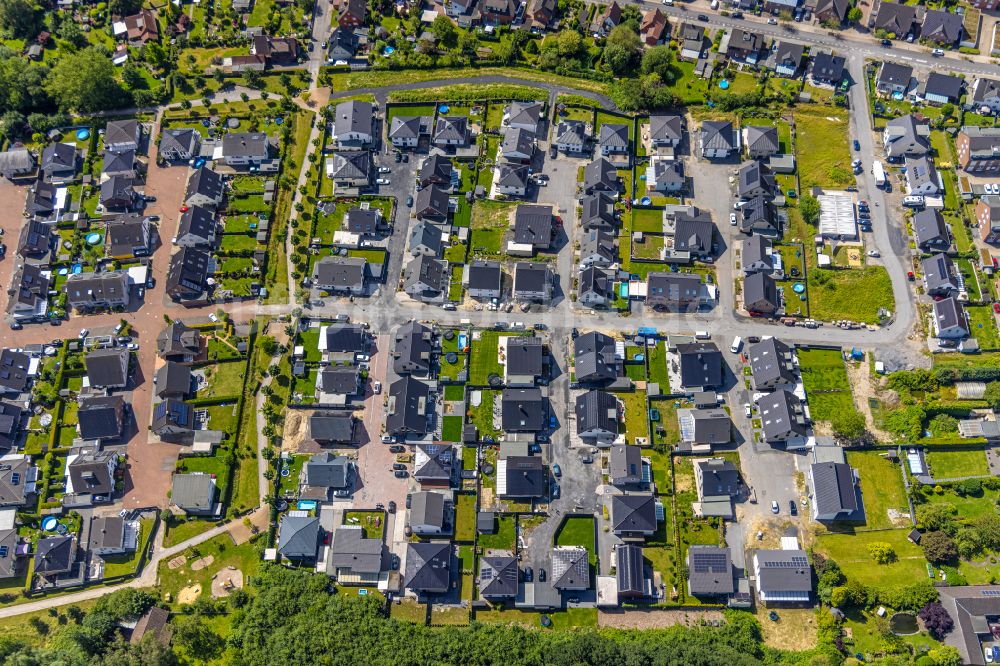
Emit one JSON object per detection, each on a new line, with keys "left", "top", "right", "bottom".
{"left": 274, "top": 117, "right": 284, "bottom": 125}
{"left": 72, "top": 264, "right": 82, "bottom": 274}
{"left": 719, "top": 80, "right": 730, "bottom": 90}
{"left": 58, "top": 267, "right": 68, "bottom": 275}
{"left": 892, "top": 91, "right": 904, "bottom": 101}
{"left": 85, "top": 232, "right": 101, "bottom": 245}
{"left": 439, "top": 105, "right": 450, "bottom": 114}
{"left": 76, "top": 129, "right": 90, "bottom": 141}
{"left": 41, "top": 516, "right": 58, "bottom": 531}
{"left": 889, "top": 613, "right": 919, "bottom": 635}
{"left": 383, "top": 46, "right": 395, "bottom": 56}
{"left": 640, "top": 196, "right": 652, "bottom": 205}
{"left": 792, "top": 283, "right": 806, "bottom": 294}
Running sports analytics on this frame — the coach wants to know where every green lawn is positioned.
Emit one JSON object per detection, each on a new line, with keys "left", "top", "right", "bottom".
{"left": 925, "top": 448, "right": 990, "bottom": 479}
{"left": 455, "top": 493, "right": 476, "bottom": 543}
{"left": 469, "top": 331, "right": 503, "bottom": 385}
{"left": 647, "top": 342, "right": 669, "bottom": 388}
{"left": 102, "top": 519, "right": 154, "bottom": 578}
{"left": 795, "top": 107, "right": 853, "bottom": 190}
{"left": 469, "top": 389, "right": 500, "bottom": 440}
{"left": 157, "top": 533, "right": 262, "bottom": 608}
{"left": 631, "top": 207, "right": 663, "bottom": 233}
{"left": 458, "top": 545, "right": 475, "bottom": 601}
{"left": 162, "top": 517, "right": 221, "bottom": 549}
{"left": 478, "top": 515, "right": 516, "bottom": 551}
{"left": 966, "top": 306, "right": 1000, "bottom": 350}
{"left": 923, "top": 487, "right": 1000, "bottom": 521}
{"left": 814, "top": 529, "right": 928, "bottom": 588}
{"left": 343, "top": 511, "right": 385, "bottom": 539}
{"left": 444, "top": 385, "right": 465, "bottom": 401}
{"left": 199, "top": 361, "right": 247, "bottom": 400}
{"left": 845, "top": 451, "right": 908, "bottom": 530}
{"left": 797, "top": 348, "right": 854, "bottom": 423}
{"left": 555, "top": 516, "right": 596, "bottom": 567}
{"left": 441, "top": 415, "right": 464, "bottom": 442}
{"left": 616, "top": 390, "right": 649, "bottom": 445}
{"left": 809, "top": 266, "right": 893, "bottom": 325}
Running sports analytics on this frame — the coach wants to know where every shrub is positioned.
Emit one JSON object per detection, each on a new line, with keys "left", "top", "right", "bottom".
{"left": 868, "top": 542, "right": 896, "bottom": 564}
{"left": 921, "top": 531, "right": 958, "bottom": 564}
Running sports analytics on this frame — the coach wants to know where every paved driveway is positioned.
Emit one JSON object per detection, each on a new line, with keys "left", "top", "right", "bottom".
{"left": 0, "top": 180, "right": 27, "bottom": 299}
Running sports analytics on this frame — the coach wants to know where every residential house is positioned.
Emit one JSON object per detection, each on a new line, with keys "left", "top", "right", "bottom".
{"left": 66, "top": 449, "right": 118, "bottom": 501}
{"left": 102, "top": 148, "right": 137, "bottom": 179}
{"left": 6, "top": 264, "right": 49, "bottom": 323}
{"left": 525, "top": 0, "right": 557, "bottom": 30}
{"left": 414, "top": 184, "right": 450, "bottom": 221}
{"left": 646, "top": 272, "right": 708, "bottom": 312}
{"left": 16, "top": 219, "right": 53, "bottom": 258}
{"left": 513, "top": 205, "right": 552, "bottom": 250}
{"left": 574, "top": 331, "right": 621, "bottom": 384}
{"left": 505, "top": 336, "right": 545, "bottom": 387}
{"left": 906, "top": 156, "right": 942, "bottom": 196}
{"left": 165, "top": 247, "right": 213, "bottom": 304}
{"left": 465, "top": 260, "right": 502, "bottom": 300}
{"left": 106, "top": 214, "right": 153, "bottom": 259}
{"left": 327, "top": 151, "right": 371, "bottom": 191}
{"left": 0, "top": 528, "right": 21, "bottom": 579}
{"left": 414, "top": 444, "right": 454, "bottom": 487}
{"left": 646, "top": 159, "right": 685, "bottom": 193}
{"left": 809, "top": 0, "right": 849, "bottom": 23}
{"left": 512, "top": 262, "right": 553, "bottom": 303}
{"left": 151, "top": 399, "right": 195, "bottom": 438}
{"left": 419, "top": 155, "right": 453, "bottom": 188}
{"left": 0, "top": 350, "right": 30, "bottom": 397}
{"left": 649, "top": 115, "right": 683, "bottom": 148}
{"left": 580, "top": 193, "right": 618, "bottom": 231}
{"left": 0, "top": 148, "right": 36, "bottom": 181}
{"left": 333, "top": 100, "right": 375, "bottom": 147}
{"left": 810, "top": 460, "right": 860, "bottom": 521}
{"left": 386, "top": 376, "right": 430, "bottom": 437}
{"left": 408, "top": 221, "right": 444, "bottom": 257}
{"left": 883, "top": 114, "right": 931, "bottom": 159}
{"left": 578, "top": 266, "right": 612, "bottom": 307}
{"left": 174, "top": 206, "right": 216, "bottom": 249}
{"left": 504, "top": 101, "right": 545, "bottom": 134}
{"left": 320, "top": 323, "right": 370, "bottom": 354}
{"left": 609, "top": 444, "right": 642, "bottom": 485}
{"left": 743, "top": 126, "right": 780, "bottom": 159}
{"left": 871, "top": 1, "right": 918, "bottom": 39}
{"left": 876, "top": 61, "right": 913, "bottom": 95}
{"left": 501, "top": 388, "right": 546, "bottom": 432}
{"left": 479, "top": 555, "right": 518, "bottom": 599}
{"left": 740, "top": 195, "right": 781, "bottom": 236}
{"left": 640, "top": 9, "right": 668, "bottom": 46}
{"left": 978, "top": 196, "right": 1000, "bottom": 243}
{"left": 409, "top": 491, "right": 452, "bottom": 534}
{"left": 221, "top": 132, "right": 271, "bottom": 168}
{"left": 936, "top": 585, "right": 1000, "bottom": 666}
{"left": 404, "top": 542, "right": 451, "bottom": 594}
{"left": 298, "top": 452, "right": 353, "bottom": 498}
{"left": 756, "top": 389, "right": 809, "bottom": 444}
{"left": 335, "top": 0, "right": 366, "bottom": 28}
{"left": 748, "top": 338, "right": 797, "bottom": 390}
{"left": 552, "top": 546, "right": 589, "bottom": 590}
{"left": 676, "top": 342, "right": 724, "bottom": 390}
{"left": 480, "top": 0, "right": 518, "bottom": 24}
{"left": 694, "top": 457, "right": 740, "bottom": 518}
{"left": 700, "top": 121, "right": 738, "bottom": 159}
{"left": 742, "top": 234, "right": 774, "bottom": 275}
{"left": 0, "top": 454, "right": 37, "bottom": 507}
{"left": 688, "top": 546, "right": 735, "bottom": 599}
{"left": 598, "top": 123, "right": 630, "bottom": 157}
{"left": 753, "top": 549, "right": 812, "bottom": 604}
{"left": 579, "top": 229, "right": 618, "bottom": 268}
{"left": 184, "top": 167, "right": 224, "bottom": 208}
{"left": 680, "top": 408, "right": 732, "bottom": 447}
{"left": 933, "top": 295, "right": 970, "bottom": 339}
{"left": 922, "top": 72, "right": 964, "bottom": 105}
{"left": 41, "top": 143, "right": 77, "bottom": 182}
{"left": 922, "top": 253, "right": 960, "bottom": 297}
{"left": 501, "top": 127, "right": 535, "bottom": 163}
{"left": 554, "top": 120, "right": 589, "bottom": 154}
{"left": 329, "top": 525, "right": 386, "bottom": 584}
{"left": 497, "top": 456, "right": 547, "bottom": 498}
{"left": 327, "top": 27, "right": 359, "bottom": 61}
{"left": 433, "top": 116, "right": 469, "bottom": 147}
{"left": 496, "top": 162, "right": 529, "bottom": 197}
{"left": 156, "top": 322, "right": 203, "bottom": 363}
{"left": 159, "top": 129, "right": 201, "bottom": 162}
{"left": 678, "top": 23, "right": 707, "bottom": 60}
{"left": 771, "top": 42, "right": 805, "bottom": 77}
{"left": 308, "top": 415, "right": 357, "bottom": 447}
{"left": 403, "top": 255, "right": 448, "bottom": 302}
{"left": 105, "top": 120, "right": 140, "bottom": 152}
{"left": 611, "top": 493, "right": 657, "bottom": 538}
{"left": 738, "top": 161, "right": 777, "bottom": 199}
{"left": 921, "top": 9, "right": 964, "bottom": 46}
{"left": 25, "top": 180, "right": 57, "bottom": 219}
{"left": 392, "top": 321, "right": 434, "bottom": 376}
{"left": 0, "top": 401, "right": 25, "bottom": 451}
{"left": 317, "top": 365, "right": 361, "bottom": 398}
{"left": 956, "top": 127, "right": 1000, "bottom": 173}
{"left": 88, "top": 516, "right": 136, "bottom": 556}
{"left": 743, "top": 272, "right": 780, "bottom": 315}
{"left": 389, "top": 116, "right": 431, "bottom": 148}
{"left": 671, "top": 211, "right": 715, "bottom": 258}
{"left": 121, "top": 9, "right": 159, "bottom": 44}
{"left": 84, "top": 348, "right": 129, "bottom": 389}
{"left": 583, "top": 157, "right": 620, "bottom": 195}
{"left": 594, "top": 0, "right": 622, "bottom": 35}
{"left": 968, "top": 77, "right": 1000, "bottom": 115}
{"left": 77, "top": 396, "right": 126, "bottom": 441}
{"left": 170, "top": 473, "right": 218, "bottom": 515}
{"left": 725, "top": 29, "right": 764, "bottom": 65}
{"left": 277, "top": 515, "right": 321, "bottom": 561}
{"left": 913, "top": 209, "right": 950, "bottom": 252}
{"left": 575, "top": 390, "right": 620, "bottom": 444}
{"left": 810, "top": 52, "right": 846, "bottom": 86}
{"left": 153, "top": 361, "right": 192, "bottom": 400}
{"left": 100, "top": 175, "right": 139, "bottom": 211}
{"left": 34, "top": 535, "right": 76, "bottom": 579}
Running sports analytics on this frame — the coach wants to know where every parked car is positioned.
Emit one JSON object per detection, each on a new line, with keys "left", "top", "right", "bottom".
{"left": 405, "top": 195, "right": 413, "bottom": 207}
{"left": 378, "top": 167, "right": 391, "bottom": 173}
{"left": 729, "top": 212, "right": 737, "bottom": 226}
{"left": 394, "top": 470, "right": 408, "bottom": 478}
{"left": 524, "top": 567, "right": 533, "bottom": 582}
{"left": 767, "top": 17, "right": 777, "bottom": 24}
{"left": 881, "top": 39, "right": 892, "bottom": 47}
{"left": 553, "top": 464, "right": 562, "bottom": 477}
{"left": 388, "top": 501, "right": 396, "bottom": 514}
{"left": 853, "top": 140, "right": 860, "bottom": 151}
{"left": 389, "top": 444, "right": 405, "bottom": 453}
{"left": 697, "top": 13, "right": 709, "bottom": 20}
{"left": 789, "top": 500, "right": 797, "bottom": 516}
{"left": 381, "top": 435, "right": 394, "bottom": 444}
{"left": 744, "top": 403, "right": 752, "bottom": 418}
{"left": 373, "top": 381, "right": 382, "bottom": 394}
{"left": 538, "top": 568, "right": 546, "bottom": 582}
{"left": 771, "top": 500, "right": 780, "bottom": 514}
{"left": 208, "top": 313, "right": 219, "bottom": 323}
{"left": 78, "top": 328, "right": 89, "bottom": 339}
{"left": 747, "top": 335, "right": 760, "bottom": 344}
{"left": 867, "top": 250, "right": 880, "bottom": 258}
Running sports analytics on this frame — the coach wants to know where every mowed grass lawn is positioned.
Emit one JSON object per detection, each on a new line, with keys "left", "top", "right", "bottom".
{"left": 809, "top": 266, "right": 894, "bottom": 325}
{"left": 795, "top": 107, "right": 853, "bottom": 190}
{"left": 814, "top": 528, "right": 928, "bottom": 588}
{"left": 845, "top": 451, "right": 908, "bottom": 530}
{"left": 925, "top": 448, "right": 990, "bottom": 479}
{"left": 966, "top": 306, "right": 1000, "bottom": 350}
{"left": 469, "top": 330, "right": 502, "bottom": 385}
{"left": 555, "top": 516, "right": 597, "bottom": 567}
{"left": 616, "top": 390, "right": 649, "bottom": 445}
{"left": 797, "top": 348, "right": 855, "bottom": 423}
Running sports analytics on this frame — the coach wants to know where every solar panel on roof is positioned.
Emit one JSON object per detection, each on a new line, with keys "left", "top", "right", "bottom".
{"left": 982, "top": 589, "right": 1000, "bottom": 597}
{"left": 692, "top": 553, "right": 728, "bottom": 572}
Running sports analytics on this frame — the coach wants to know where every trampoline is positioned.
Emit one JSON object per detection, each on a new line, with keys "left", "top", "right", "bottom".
{"left": 719, "top": 80, "right": 730, "bottom": 90}
{"left": 639, "top": 196, "right": 651, "bottom": 205}
{"left": 438, "top": 105, "right": 450, "bottom": 114}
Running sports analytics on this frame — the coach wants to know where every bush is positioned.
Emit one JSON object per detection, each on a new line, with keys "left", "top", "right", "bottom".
{"left": 921, "top": 530, "right": 958, "bottom": 564}
{"left": 868, "top": 542, "right": 896, "bottom": 564}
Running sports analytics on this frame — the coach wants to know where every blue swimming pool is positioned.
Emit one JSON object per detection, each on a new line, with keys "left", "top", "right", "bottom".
{"left": 297, "top": 500, "right": 318, "bottom": 511}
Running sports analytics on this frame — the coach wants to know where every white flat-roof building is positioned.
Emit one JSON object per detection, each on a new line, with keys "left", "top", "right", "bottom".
{"left": 817, "top": 192, "right": 857, "bottom": 240}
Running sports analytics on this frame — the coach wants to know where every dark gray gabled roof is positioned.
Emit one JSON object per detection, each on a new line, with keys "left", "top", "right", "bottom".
{"left": 913, "top": 209, "right": 949, "bottom": 247}
{"left": 650, "top": 160, "right": 684, "bottom": 189}
{"left": 506, "top": 101, "right": 543, "bottom": 131}
{"left": 34, "top": 536, "right": 74, "bottom": 575}
{"left": 409, "top": 220, "right": 443, "bottom": 255}
{"left": 501, "top": 388, "right": 545, "bottom": 431}
{"left": 696, "top": 458, "right": 740, "bottom": 497}
{"left": 676, "top": 342, "right": 724, "bottom": 388}
{"left": 318, "top": 365, "right": 360, "bottom": 394}
{"left": 309, "top": 415, "right": 355, "bottom": 443}
{"left": 972, "top": 77, "right": 1000, "bottom": 105}
{"left": 744, "top": 126, "right": 779, "bottom": 154}
{"left": 152, "top": 399, "right": 194, "bottom": 434}
{"left": 329, "top": 525, "right": 384, "bottom": 574}
{"left": 468, "top": 260, "right": 501, "bottom": 291}
{"left": 433, "top": 116, "right": 468, "bottom": 143}
{"left": 153, "top": 321, "right": 200, "bottom": 362}
{"left": 393, "top": 320, "right": 434, "bottom": 375}
{"left": 160, "top": 128, "right": 200, "bottom": 156}
{"left": 506, "top": 336, "right": 544, "bottom": 377}
{"left": 390, "top": 116, "right": 425, "bottom": 140}
{"left": 649, "top": 115, "right": 683, "bottom": 143}
{"left": 580, "top": 193, "right": 618, "bottom": 230}
{"left": 100, "top": 175, "right": 136, "bottom": 207}
{"left": 934, "top": 295, "right": 967, "bottom": 335}
{"left": 742, "top": 234, "right": 772, "bottom": 271}
{"left": 701, "top": 121, "right": 736, "bottom": 151}
{"left": 329, "top": 151, "right": 371, "bottom": 180}
{"left": 84, "top": 348, "right": 129, "bottom": 388}
{"left": 578, "top": 266, "right": 611, "bottom": 300}
{"left": 278, "top": 515, "right": 321, "bottom": 559}
{"left": 748, "top": 337, "right": 796, "bottom": 388}
{"left": 811, "top": 461, "right": 858, "bottom": 517}
{"left": 17, "top": 220, "right": 53, "bottom": 256}
{"left": 185, "top": 166, "right": 224, "bottom": 202}
{"left": 551, "top": 546, "right": 589, "bottom": 590}
{"left": 222, "top": 132, "right": 269, "bottom": 158}
{"left": 740, "top": 195, "right": 780, "bottom": 234}
{"left": 755, "top": 549, "right": 812, "bottom": 593}
{"left": 414, "top": 444, "right": 453, "bottom": 481}
{"left": 811, "top": 52, "right": 845, "bottom": 81}
{"left": 921, "top": 253, "right": 959, "bottom": 294}
{"left": 738, "top": 161, "right": 776, "bottom": 198}
{"left": 744, "top": 272, "right": 780, "bottom": 312}
{"left": 873, "top": 1, "right": 917, "bottom": 34}
{"left": 67, "top": 449, "right": 116, "bottom": 495}
{"left": 480, "top": 555, "right": 518, "bottom": 597}
{"left": 612, "top": 493, "right": 656, "bottom": 532}
{"left": 41, "top": 143, "right": 76, "bottom": 172}
{"left": 878, "top": 61, "right": 913, "bottom": 88}
{"left": 772, "top": 41, "right": 804, "bottom": 69}
{"left": 419, "top": 155, "right": 452, "bottom": 185}
{"left": 609, "top": 444, "right": 642, "bottom": 482}
{"left": 501, "top": 126, "right": 535, "bottom": 157}
{"left": 304, "top": 452, "right": 352, "bottom": 488}
{"left": 513, "top": 205, "right": 552, "bottom": 246}
{"left": 323, "top": 323, "right": 369, "bottom": 353}
{"left": 575, "top": 390, "right": 618, "bottom": 435}
{"left": 906, "top": 155, "right": 940, "bottom": 192}
{"left": 166, "top": 247, "right": 211, "bottom": 299}
{"left": 154, "top": 361, "right": 192, "bottom": 398}
{"left": 386, "top": 376, "right": 430, "bottom": 435}
{"left": 923, "top": 72, "right": 964, "bottom": 102}
{"left": 333, "top": 100, "right": 374, "bottom": 138}
{"left": 77, "top": 395, "right": 125, "bottom": 440}
{"left": 688, "top": 545, "right": 734, "bottom": 596}
{"left": 673, "top": 213, "right": 714, "bottom": 254}
{"left": 404, "top": 255, "right": 448, "bottom": 295}
{"left": 88, "top": 515, "right": 124, "bottom": 552}
{"left": 574, "top": 331, "right": 619, "bottom": 383}
{"left": 497, "top": 162, "right": 529, "bottom": 189}
{"left": 758, "top": 389, "right": 808, "bottom": 440}
{"left": 410, "top": 490, "right": 446, "bottom": 528}
{"left": 598, "top": 123, "right": 629, "bottom": 150}
{"left": 0, "top": 350, "right": 30, "bottom": 393}
{"left": 580, "top": 229, "right": 617, "bottom": 265}
{"left": 690, "top": 408, "right": 731, "bottom": 444}
{"left": 405, "top": 542, "right": 451, "bottom": 592}
{"left": 513, "top": 262, "right": 551, "bottom": 295}
{"left": 500, "top": 455, "right": 546, "bottom": 497}
{"left": 921, "top": 9, "right": 964, "bottom": 44}
{"left": 884, "top": 114, "right": 931, "bottom": 157}
{"left": 414, "top": 184, "right": 450, "bottom": 219}
{"left": 312, "top": 257, "right": 367, "bottom": 290}
{"left": 106, "top": 120, "right": 138, "bottom": 147}
{"left": 345, "top": 207, "right": 382, "bottom": 234}
{"left": 616, "top": 543, "right": 645, "bottom": 596}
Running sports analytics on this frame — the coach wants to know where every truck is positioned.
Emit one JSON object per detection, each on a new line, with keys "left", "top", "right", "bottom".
{"left": 872, "top": 160, "right": 886, "bottom": 188}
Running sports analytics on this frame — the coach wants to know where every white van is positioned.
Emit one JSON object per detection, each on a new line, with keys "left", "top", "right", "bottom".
{"left": 694, "top": 331, "right": 711, "bottom": 340}
{"left": 902, "top": 195, "right": 925, "bottom": 208}
{"left": 730, "top": 336, "right": 743, "bottom": 353}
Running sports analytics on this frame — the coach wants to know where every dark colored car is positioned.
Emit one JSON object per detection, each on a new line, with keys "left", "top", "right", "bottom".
{"left": 747, "top": 336, "right": 761, "bottom": 344}
{"left": 388, "top": 501, "right": 396, "bottom": 513}
{"left": 394, "top": 152, "right": 402, "bottom": 163}
{"left": 538, "top": 568, "right": 546, "bottom": 582}
{"left": 697, "top": 13, "right": 709, "bottom": 20}
{"left": 406, "top": 195, "right": 413, "bottom": 207}
{"left": 789, "top": 501, "right": 798, "bottom": 516}
{"left": 392, "top": 463, "right": 407, "bottom": 471}
{"left": 524, "top": 567, "right": 533, "bottom": 582}
{"left": 405, "top": 493, "right": 412, "bottom": 509}
{"left": 731, "top": 10, "right": 743, "bottom": 18}
{"left": 853, "top": 140, "right": 860, "bottom": 151}
{"left": 389, "top": 445, "right": 406, "bottom": 453}
{"left": 394, "top": 470, "right": 409, "bottom": 478}
{"left": 881, "top": 39, "right": 892, "bottom": 47}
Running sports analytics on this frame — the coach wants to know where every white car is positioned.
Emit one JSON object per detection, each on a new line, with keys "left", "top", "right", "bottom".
{"left": 730, "top": 336, "right": 742, "bottom": 353}
{"left": 378, "top": 167, "right": 391, "bottom": 173}
{"left": 744, "top": 403, "right": 752, "bottom": 418}
{"left": 78, "top": 328, "right": 89, "bottom": 339}
{"left": 373, "top": 381, "right": 382, "bottom": 394}
{"left": 931, "top": 48, "right": 944, "bottom": 56}
{"left": 208, "top": 313, "right": 219, "bottom": 323}
{"left": 867, "top": 250, "right": 881, "bottom": 258}
{"left": 375, "top": 178, "right": 390, "bottom": 185}
{"left": 357, "top": 354, "right": 370, "bottom": 362}
{"left": 333, "top": 60, "right": 349, "bottom": 66}
{"left": 988, "top": 184, "right": 999, "bottom": 195}
{"left": 729, "top": 212, "right": 738, "bottom": 226}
